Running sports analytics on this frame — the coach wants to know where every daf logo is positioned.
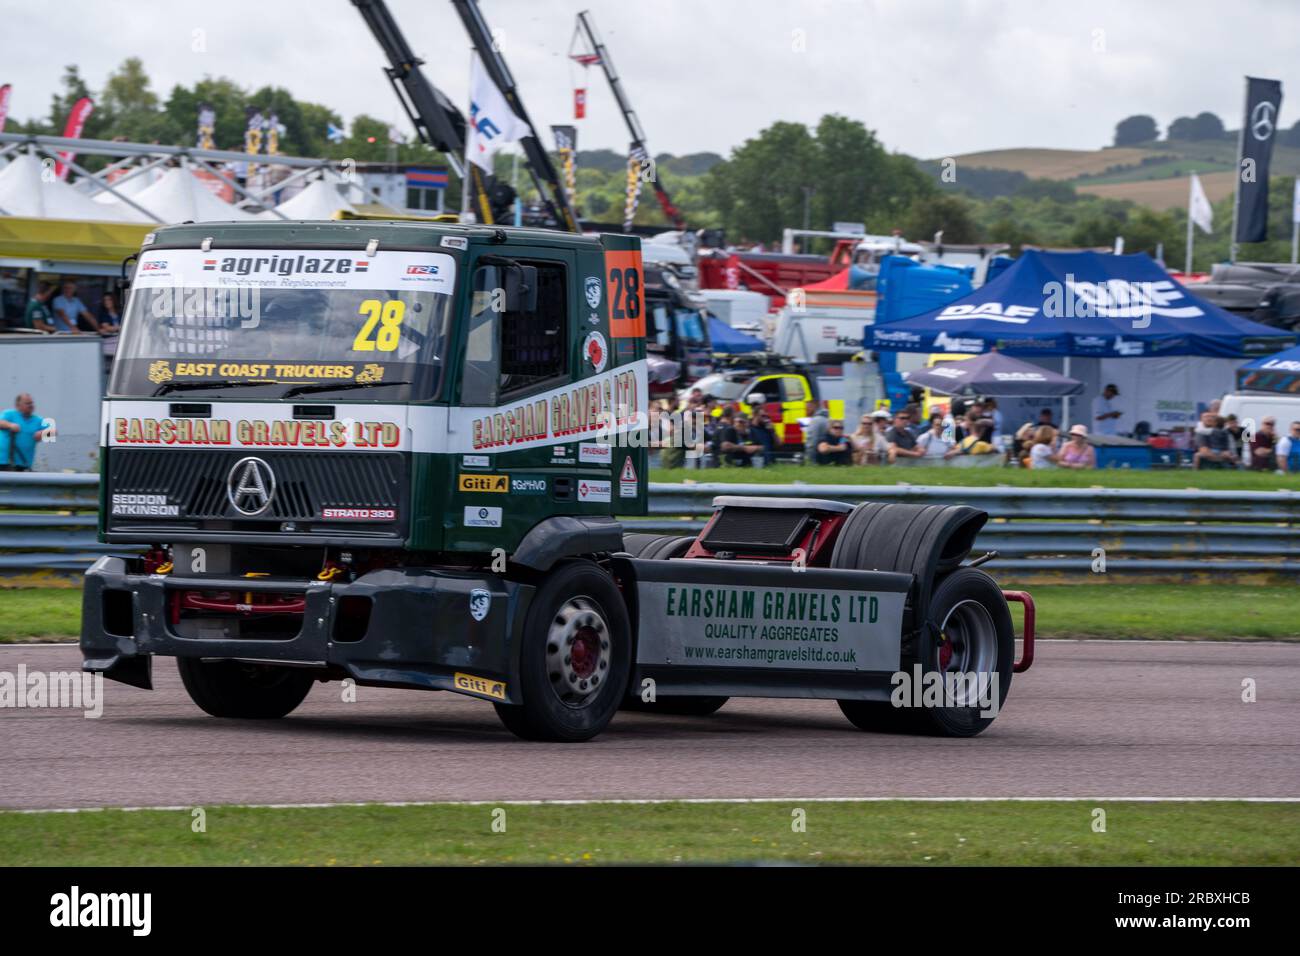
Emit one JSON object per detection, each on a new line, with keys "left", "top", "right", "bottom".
{"left": 1251, "top": 101, "right": 1276, "bottom": 141}
{"left": 227, "top": 457, "right": 276, "bottom": 516}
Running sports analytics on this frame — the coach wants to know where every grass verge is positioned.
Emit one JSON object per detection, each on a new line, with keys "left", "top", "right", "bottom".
{"left": 0, "top": 800, "right": 1294, "bottom": 866}
{"left": 1005, "top": 584, "right": 1299, "bottom": 641}
{"left": 3, "top": 584, "right": 1298, "bottom": 644}
{"left": 0, "top": 588, "right": 81, "bottom": 642}
{"left": 651, "top": 463, "right": 1300, "bottom": 490}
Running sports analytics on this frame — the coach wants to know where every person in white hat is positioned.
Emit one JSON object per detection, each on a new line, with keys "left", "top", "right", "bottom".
{"left": 1057, "top": 423, "right": 1096, "bottom": 469}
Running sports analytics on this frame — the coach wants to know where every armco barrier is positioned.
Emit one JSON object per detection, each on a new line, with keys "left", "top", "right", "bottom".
{"left": 2, "top": 473, "right": 1299, "bottom": 582}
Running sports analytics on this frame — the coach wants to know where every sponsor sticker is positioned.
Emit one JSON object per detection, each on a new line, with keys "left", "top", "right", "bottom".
{"left": 582, "top": 330, "right": 608, "bottom": 372}
{"left": 577, "top": 479, "right": 611, "bottom": 503}
{"left": 453, "top": 671, "right": 506, "bottom": 700}
{"left": 468, "top": 588, "right": 491, "bottom": 622}
{"left": 321, "top": 507, "right": 396, "bottom": 520}
{"left": 462, "top": 454, "right": 490, "bottom": 468}
{"left": 464, "top": 506, "right": 502, "bottom": 528}
{"left": 584, "top": 275, "right": 602, "bottom": 309}
{"left": 459, "top": 474, "right": 508, "bottom": 493}
{"left": 579, "top": 442, "right": 612, "bottom": 464}
{"left": 510, "top": 476, "right": 548, "bottom": 495}
{"left": 441, "top": 236, "right": 468, "bottom": 250}
{"left": 619, "top": 457, "right": 638, "bottom": 498}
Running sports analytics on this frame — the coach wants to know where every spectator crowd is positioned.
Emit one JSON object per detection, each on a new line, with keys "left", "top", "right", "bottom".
{"left": 654, "top": 384, "right": 1300, "bottom": 475}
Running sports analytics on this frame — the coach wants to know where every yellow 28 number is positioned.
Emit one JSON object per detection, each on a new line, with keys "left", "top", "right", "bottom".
{"left": 353, "top": 299, "right": 405, "bottom": 352}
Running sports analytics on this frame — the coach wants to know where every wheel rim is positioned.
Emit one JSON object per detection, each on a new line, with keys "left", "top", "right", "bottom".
{"left": 546, "top": 595, "right": 611, "bottom": 708}
{"left": 934, "top": 598, "right": 997, "bottom": 707}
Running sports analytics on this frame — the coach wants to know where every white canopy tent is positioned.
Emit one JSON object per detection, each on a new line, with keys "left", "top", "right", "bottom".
{"left": 97, "top": 166, "right": 256, "bottom": 223}
{"left": 0, "top": 152, "right": 143, "bottom": 221}
{"left": 259, "top": 175, "right": 356, "bottom": 220}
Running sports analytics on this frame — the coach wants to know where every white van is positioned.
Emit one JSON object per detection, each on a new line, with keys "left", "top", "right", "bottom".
{"left": 1218, "top": 392, "right": 1300, "bottom": 429}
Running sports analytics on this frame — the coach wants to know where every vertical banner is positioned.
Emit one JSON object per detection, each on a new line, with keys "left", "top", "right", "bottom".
{"left": 624, "top": 143, "right": 646, "bottom": 231}
{"left": 265, "top": 111, "right": 280, "bottom": 156}
{"left": 1235, "top": 76, "right": 1283, "bottom": 244}
{"left": 54, "top": 95, "right": 94, "bottom": 181}
{"left": 0, "top": 84, "right": 11, "bottom": 134}
{"left": 196, "top": 102, "right": 215, "bottom": 150}
{"left": 574, "top": 88, "right": 586, "bottom": 120}
{"left": 552, "top": 125, "right": 578, "bottom": 211}
{"left": 244, "top": 105, "right": 264, "bottom": 187}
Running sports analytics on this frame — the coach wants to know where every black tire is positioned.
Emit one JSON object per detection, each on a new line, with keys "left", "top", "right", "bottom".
{"left": 176, "top": 658, "right": 315, "bottom": 719}
{"left": 493, "top": 560, "right": 631, "bottom": 742}
{"left": 838, "top": 567, "right": 1013, "bottom": 737}
{"left": 622, "top": 694, "right": 729, "bottom": 716}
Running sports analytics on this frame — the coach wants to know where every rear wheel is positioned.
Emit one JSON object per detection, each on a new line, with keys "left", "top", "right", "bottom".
{"left": 176, "top": 658, "right": 315, "bottom": 719}
{"left": 494, "top": 561, "right": 631, "bottom": 742}
{"left": 839, "top": 568, "right": 1013, "bottom": 737}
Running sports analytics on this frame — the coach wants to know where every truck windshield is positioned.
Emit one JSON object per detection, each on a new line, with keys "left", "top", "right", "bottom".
{"left": 109, "top": 248, "right": 457, "bottom": 400}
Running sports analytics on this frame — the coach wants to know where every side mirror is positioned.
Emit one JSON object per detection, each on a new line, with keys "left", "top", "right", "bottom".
{"left": 746, "top": 392, "right": 768, "bottom": 406}
{"left": 118, "top": 253, "right": 137, "bottom": 295}
{"left": 504, "top": 264, "right": 537, "bottom": 313}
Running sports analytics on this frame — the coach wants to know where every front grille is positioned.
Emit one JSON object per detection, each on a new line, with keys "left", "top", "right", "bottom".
{"left": 107, "top": 448, "right": 405, "bottom": 524}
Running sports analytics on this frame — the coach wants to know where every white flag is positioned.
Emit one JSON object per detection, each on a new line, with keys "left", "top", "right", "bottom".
{"left": 467, "top": 54, "right": 530, "bottom": 172}
{"left": 1189, "top": 173, "right": 1214, "bottom": 235}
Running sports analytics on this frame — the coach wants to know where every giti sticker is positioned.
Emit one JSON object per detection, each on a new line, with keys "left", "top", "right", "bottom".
{"left": 459, "top": 474, "right": 508, "bottom": 493}
{"left": 583, "top": 330, "right": 608, "bottom": 372}
{"left": 584, "top": 275, "right": 602, "bottom": 309}
{"left": 464, "top": 506, "right": 502, "bottom": 527}
{"left": 619, "top": 457, "right": 638, "bottom": 498}
{"left": 468, "top": 588, "right": 491, "bottom": 622}
{"left": 577, "top": 479, "right": 611, "bottom": 503}
{"left": 579, "top": 442, "right": 612, "bottom": 464}
{"left": 454, "top": 671, "right": 506, "bottom": 700}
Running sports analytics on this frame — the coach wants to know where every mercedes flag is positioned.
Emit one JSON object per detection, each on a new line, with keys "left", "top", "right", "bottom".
{"left": 1235, "top": 76, "right": 1283, "bottom": 244}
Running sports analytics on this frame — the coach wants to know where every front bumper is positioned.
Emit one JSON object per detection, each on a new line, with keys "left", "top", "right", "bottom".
{"left": 80, "top": 556, "right": 533, "bottom": 703}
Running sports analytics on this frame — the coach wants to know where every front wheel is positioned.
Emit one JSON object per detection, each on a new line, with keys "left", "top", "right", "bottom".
{"left": 494, "top": 561, "right": 631, "bottom": 742}
{"left": 176, "top": 658, "right": 315, "bottom": 719}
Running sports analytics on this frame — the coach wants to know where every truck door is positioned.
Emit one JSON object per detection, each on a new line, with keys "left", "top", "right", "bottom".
{"left": 450, "top": 247, "right": 579, "bottom": 553}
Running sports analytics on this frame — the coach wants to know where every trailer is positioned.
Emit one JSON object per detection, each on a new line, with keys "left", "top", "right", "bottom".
{"left": 80, "top": 220, "right": 1033, "bottom": 742}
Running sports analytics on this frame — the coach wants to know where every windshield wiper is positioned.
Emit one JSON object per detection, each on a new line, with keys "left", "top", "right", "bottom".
{"left": 281, "top": 381, "right": 411, "bottom": 398}
{"left": 152, "top": 381, "right": 283, "bottom": 397}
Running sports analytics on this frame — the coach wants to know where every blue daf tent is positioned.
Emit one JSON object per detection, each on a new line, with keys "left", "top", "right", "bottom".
{"left": 869, "top": 250, "right": 1295, "bottom": 359}
{"left": 706, "top": 315, "right": 764, "bottom": 353}
{"left": 1237, "top": 343, "right": 1300, "bottom": 393}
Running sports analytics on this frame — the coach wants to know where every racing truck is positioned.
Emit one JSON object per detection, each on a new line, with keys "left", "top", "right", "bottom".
{"left": 80, "top": 219, "right": 1033, "bottom": 742}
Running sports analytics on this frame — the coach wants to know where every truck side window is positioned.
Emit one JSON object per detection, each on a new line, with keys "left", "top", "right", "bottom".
{"left": 462, "top": 266, "right": 503, "bottom": 406}
{"left": 499, "top": 260, "right": 566, "bottom": 398}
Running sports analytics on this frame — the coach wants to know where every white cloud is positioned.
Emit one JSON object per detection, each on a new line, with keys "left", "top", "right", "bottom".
{"left": 1, "top": 0, "right": 1296, "bottom": 159}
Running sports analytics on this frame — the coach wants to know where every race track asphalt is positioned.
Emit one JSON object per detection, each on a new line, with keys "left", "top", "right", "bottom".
{"left": 1, "top": 641, "right": 1297, "bottom": 809}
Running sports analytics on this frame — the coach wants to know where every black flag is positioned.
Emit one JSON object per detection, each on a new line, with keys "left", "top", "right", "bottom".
{"left": 1235, "top": 76, "right": 1283, "bottom": 244}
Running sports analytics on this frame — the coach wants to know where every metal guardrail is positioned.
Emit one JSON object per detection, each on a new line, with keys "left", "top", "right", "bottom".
{"left": 2, "top": 473, "right": 1299, "bottom": 580}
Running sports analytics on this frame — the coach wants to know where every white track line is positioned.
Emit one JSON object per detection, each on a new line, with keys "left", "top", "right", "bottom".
{"left": 5, "top": 796, "right": 1299, "bottom": 814}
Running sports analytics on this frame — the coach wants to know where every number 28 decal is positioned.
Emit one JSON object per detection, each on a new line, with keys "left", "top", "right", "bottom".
{"left": 603, "top": 249, "right": 645, "bottom": 338}
{"left": 353, "top": 298, "right": 404, "bottom": 352}
{"left": 608, "top": 266, "right": 641, "bottom": 321}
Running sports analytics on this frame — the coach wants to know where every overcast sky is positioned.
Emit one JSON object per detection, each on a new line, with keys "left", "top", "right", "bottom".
{"left": 3, "top": 0, "right": 1297, "bottom": 160}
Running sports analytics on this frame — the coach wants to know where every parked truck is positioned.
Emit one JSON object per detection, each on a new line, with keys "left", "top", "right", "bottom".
{"left": 80, "top": 220, "right": 1032, "bottom": 742}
